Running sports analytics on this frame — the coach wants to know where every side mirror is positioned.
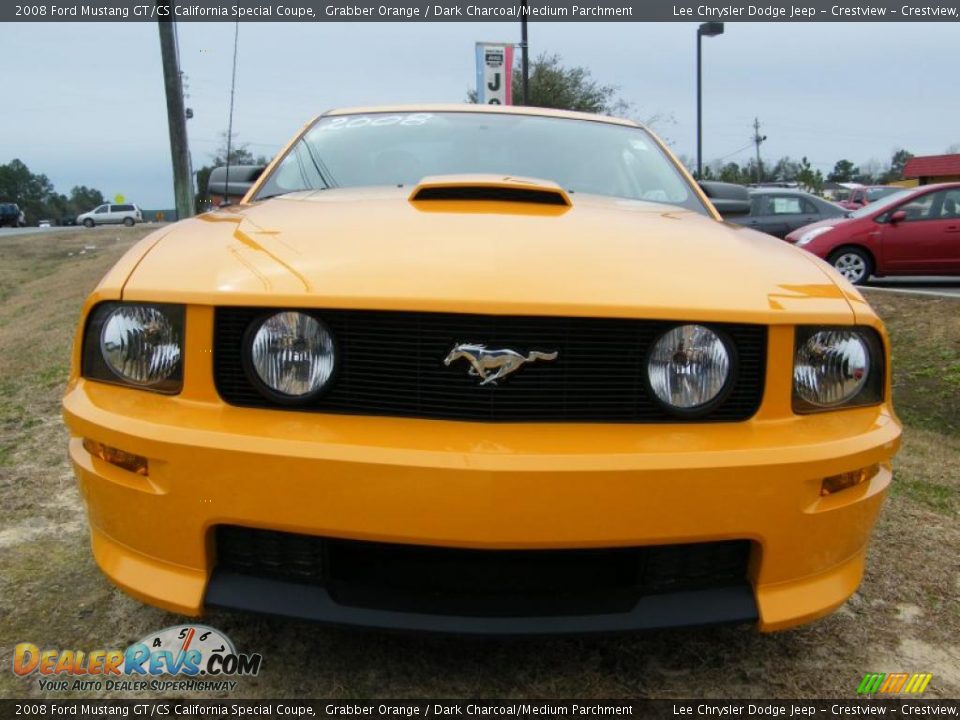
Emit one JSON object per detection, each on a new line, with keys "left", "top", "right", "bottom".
{"left": 889, "top": 210, "right": 907, "bottom": 224}
{"left": 207, "top": 165, "right": 266, "bottom": 206}
{"left": 699, "top": 181, "right": 751, "bottom": 217}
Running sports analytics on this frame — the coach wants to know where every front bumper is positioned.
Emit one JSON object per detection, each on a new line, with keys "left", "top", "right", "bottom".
{"left": 64, "top": 377, "right": 900, "bottom": 634}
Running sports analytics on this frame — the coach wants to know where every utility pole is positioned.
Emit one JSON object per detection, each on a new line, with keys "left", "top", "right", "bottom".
{"left": 520, "top": 0, "right": 530, "bottom": 105}
{"left": 752, "top": 117, "right": 767, "bottom": 184}
{"left": 157, "top": 0, "right": 194, "bottom": 220}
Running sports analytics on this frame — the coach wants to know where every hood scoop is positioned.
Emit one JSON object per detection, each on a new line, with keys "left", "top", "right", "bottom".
{"left": 409, "top": 175, "right": 572, "bottom": 208}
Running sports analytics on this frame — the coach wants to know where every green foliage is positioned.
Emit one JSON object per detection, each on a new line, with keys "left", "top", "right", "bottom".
{"left": 881, "top": 148, "right": 915, "bottom": 183}
{"left": 0, "top": 159, "right": 55, "bottom": 223}
{"left": 718, "top": 162, "right": 747, "bottom": 184}
{"left": 0, "top": 160, "right": 105, "bottom": 224}
{"left": 69, "top": 186, "right": 105, "bottom": 211}
{"left": 796, "top": 156, "right": 824, "bottom": 193}
{"left": 828, "top": 159, "right": 860, "bottom": 183}
{"left": 467, "top": 52, "right": 628, "bottom": 115}
{"left": 514, "top": 52, "right": 629, "bottom": 114}
{"left": 770, "top": 157, "right": 801, "bottom": 182}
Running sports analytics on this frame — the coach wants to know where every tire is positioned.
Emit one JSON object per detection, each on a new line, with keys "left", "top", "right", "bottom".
{"left": 123, "top": 217, "right": 135, "bottom": 227}
{"left": 83, "top": 218, "right": 94, "bottom": 228}
{"left": 829, "top": 247, "right": 873, "bottom": 286}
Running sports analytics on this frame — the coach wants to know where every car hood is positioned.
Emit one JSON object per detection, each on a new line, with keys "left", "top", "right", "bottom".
{"left": 121, "top": 187, "right": 859, "bottom": 324}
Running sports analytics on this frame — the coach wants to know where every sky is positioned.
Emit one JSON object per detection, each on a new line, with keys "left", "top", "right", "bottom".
{"left": 3, "top": 20, "right": 959, "bottom": 208}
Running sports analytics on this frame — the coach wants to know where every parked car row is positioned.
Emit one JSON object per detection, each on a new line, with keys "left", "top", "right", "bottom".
{"left": 0, "top": 203, "right": 143, "bottom": 229}
{"left": 721, "top": 183, "right": 960, "bottom": 285}
{"left": 785, "top": 184, "right": 960, "bottom": 284}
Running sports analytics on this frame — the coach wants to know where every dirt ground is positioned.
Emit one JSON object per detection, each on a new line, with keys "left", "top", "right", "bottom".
{"left": 0, "top": 228, "right": 957, "bottom": 700}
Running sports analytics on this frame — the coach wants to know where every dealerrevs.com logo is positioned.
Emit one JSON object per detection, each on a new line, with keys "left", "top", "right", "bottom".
{"left": 13, "top": 625, "right": 262, "bottom": 693}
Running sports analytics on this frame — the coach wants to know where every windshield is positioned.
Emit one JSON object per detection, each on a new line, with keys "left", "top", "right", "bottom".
{"left": 866, "top": 187, "right": 902, "bottom": 202}
{"left": 255, "top": 111, "right": 709, "bottom": 215}
{"left": 849, "top": 189, "right": 914, "bottom": 219}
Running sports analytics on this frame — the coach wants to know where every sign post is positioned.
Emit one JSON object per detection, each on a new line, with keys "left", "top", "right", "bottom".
{"left": 475, "top": 43, "right": 515, "bottom": 105}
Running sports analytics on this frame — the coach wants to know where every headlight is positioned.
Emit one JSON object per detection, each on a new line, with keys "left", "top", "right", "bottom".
{"left": 647, "top": 324, "right": 732, "bottom": 411}
{"left": 247, "top": 311, "right": 335, "bottom": 400}
{"left": 793, "top": 327, "right": 884, "bottom": 411}
{"left": 82, "top": 303, "right": 184, "bottom": 393}
{"left": 796, "top": 226, "right": 833, "bottom": 246}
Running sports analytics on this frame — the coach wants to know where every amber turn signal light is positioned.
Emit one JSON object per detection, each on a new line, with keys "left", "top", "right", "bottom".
{"left": 820, "top": 464, "right": 879, "bottom": 496}
{"left": 83, "top": 438, "right": 149, "bottom": 477}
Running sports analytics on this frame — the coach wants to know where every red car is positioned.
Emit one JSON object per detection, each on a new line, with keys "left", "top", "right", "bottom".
{"left": 837, "top": 185, "right": 904, "bottom": 210}
{"left": 785, "top": 183, "right": 960, "bottom": 285}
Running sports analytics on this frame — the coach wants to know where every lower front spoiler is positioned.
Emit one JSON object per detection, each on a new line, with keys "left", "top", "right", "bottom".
{"left": 205, "top": 570, "right": 758, "bottom": 635}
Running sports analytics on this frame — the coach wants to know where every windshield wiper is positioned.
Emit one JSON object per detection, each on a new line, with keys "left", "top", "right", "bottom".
{"left": 303, "top": 143, "right": 338, "bottom": 190}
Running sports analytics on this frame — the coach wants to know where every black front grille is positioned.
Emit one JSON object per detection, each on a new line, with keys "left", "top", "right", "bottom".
{"left": 215, "top": 525, "right": 752, "bottom": 617}
{"left": 214, "top": 308, "right": 766, "bottom": 422}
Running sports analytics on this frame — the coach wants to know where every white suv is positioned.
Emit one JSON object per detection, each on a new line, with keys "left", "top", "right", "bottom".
{"left": 77, "top": 203, "right": 143, "bottom": 228}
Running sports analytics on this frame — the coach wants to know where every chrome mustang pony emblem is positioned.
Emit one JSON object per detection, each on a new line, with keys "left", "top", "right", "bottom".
{"left": 443, "top": 343, "right": 559, "bottom": 386}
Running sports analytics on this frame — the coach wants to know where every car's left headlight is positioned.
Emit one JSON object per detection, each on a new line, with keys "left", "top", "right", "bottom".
{"left": 796, "top": 226, "right": 833, "bottom": 246}
{"left": 82, "top": 302, "right": 184, "bottom": 393}
{"left": 793, "top": 327, "right": 884, "bottom": 412}
{"left": 647, "top": 324, "right": 733, "bottom": 413}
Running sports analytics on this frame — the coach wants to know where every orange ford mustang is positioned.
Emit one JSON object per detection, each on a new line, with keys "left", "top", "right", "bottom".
{"left": 63, "top": 105, "right": 901, "bottom": 634}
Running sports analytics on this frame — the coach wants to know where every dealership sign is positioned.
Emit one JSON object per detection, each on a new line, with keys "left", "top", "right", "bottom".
{"left": 475, "top": 42, "right": 514, "bottom": 105}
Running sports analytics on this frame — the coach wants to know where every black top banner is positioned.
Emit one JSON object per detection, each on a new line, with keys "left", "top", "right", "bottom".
{"left": 5, "top": 0, "right": 960, "bottom": 22}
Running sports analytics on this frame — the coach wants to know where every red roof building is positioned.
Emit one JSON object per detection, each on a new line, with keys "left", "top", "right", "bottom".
{"left": 902, "top": 154, "right": 960, "bottom": 184}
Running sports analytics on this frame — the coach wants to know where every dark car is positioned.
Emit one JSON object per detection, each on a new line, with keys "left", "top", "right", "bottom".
{"left": 785, "top": 183, "right": 960, "bottom": 285}
{"left": 1, "top": 202, "right": 25, "bottom": 228}
{"left": 729, "top": 188, "right": 848, "bottom": 239}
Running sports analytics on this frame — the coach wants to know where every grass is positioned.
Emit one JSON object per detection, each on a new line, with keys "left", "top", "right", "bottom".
{"left": 868, "top": 293, "right": 960, "bottom": 435}
{"left": 862, "top": 292, "right": 959, "bottom": 520}
{"left": 0, "top": 229, "right": 957, "bottom": 700}
{"left": 889, "top": 474, "right": 955, "bottom": 513}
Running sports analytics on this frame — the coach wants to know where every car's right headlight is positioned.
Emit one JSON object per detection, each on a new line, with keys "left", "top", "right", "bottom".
{"left": 796, "top": 226, "right": 833, "bottom": 246}
{"left": 82, "top": 302, "right": 184, "bottom": 393}
{"left": 245, "top": 310, "right": 336, "bottom": 402}
{"left": 793, "top": 327, "right": 884, "bottom": 412}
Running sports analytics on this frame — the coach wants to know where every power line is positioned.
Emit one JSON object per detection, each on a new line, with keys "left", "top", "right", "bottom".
{"left": 711, "top": 141, "right": 755, "bottom": 163}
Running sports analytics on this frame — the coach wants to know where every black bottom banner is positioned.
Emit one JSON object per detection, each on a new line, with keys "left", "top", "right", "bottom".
{"left": 2, "top": 699, "right": 959, "bottom": 720}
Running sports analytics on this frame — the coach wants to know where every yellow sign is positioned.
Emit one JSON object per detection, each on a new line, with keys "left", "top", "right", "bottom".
{"left": 113, "top": 194, "right": 125, "bottom": 204}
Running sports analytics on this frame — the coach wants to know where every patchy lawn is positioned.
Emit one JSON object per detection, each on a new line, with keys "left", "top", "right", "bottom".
{"left": 0, "top": 230, "right": 957, "bottom": 699}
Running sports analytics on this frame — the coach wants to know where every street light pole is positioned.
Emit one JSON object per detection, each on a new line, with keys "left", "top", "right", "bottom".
{"left": 696, "top": 22, "right": 724, "bottom": 180}
{"left": 520, "top": 0, "right": 529, "bottom": 105}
